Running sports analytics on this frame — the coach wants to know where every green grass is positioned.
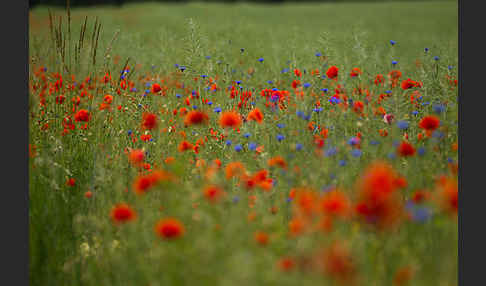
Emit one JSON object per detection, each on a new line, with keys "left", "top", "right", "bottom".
{"left": 29, "top": 2, "right": 458, "bottom": 285}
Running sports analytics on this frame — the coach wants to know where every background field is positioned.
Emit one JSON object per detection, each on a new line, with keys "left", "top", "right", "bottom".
{"left": 29, "top": 1, "right": 458, "bottom": 286}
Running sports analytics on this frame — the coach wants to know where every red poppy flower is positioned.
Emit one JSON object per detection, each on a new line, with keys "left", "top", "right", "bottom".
{"left": 110, "top": 203, "right": 136, "bottom": 224}
{"left": 419, "top": 115, "right": 440, "bottom": 132}
{"left": 354, "top": 161, "right": 404, "bottom": 230}
{"left": 142, "top": 113, "right": 158, "bottom": 130}
{"left": 291, "top": 80, "right": 301, "bottom": 89}
{"left": 66, "top": 178, "right": 76, "bottom": 187}
{"left": 103, "top": 94, "right": 113, "bottom": 104}
{"left": 155, "top": 218, "right": 185, "bottom": 239}
{"left": 374, "top": 74, "right": 385, "bottom": 85}
{"left": 320, "top": 190, "right": 350, "bottom": 218}
{"left": 247, "top": 108, "right": 264, "bottom": 124}
{"left": 353, "top": 101, "right": 364, "bottom": 113}
{"left": 350, "top": 67, "right": 362, "bottom": 77}
{"left": 184, "top": 110, "right": 209, "bottom": 126}
{"left": 74, "top": 109, "right": 90, "bottom": 122}
{"left": 268, "top": 156, "right": 287, "bottom": 169}
{"left": 225, "top": 161, "right": 245, "bottom": 179}
{"left": 277, "top": 257, "right": 296, "bottom": 272}
{"left": 178, "top": 141, "right": 194, "bottom": 152}
{"left": 326, "top": 66, "right": 339, "bottom": 79}
{"left": 129, "top": 149, "right": 145, "bottom": 165}
{"left": 203, "top": 185, "right": 224, "bottom": 203}
{"left": 219, "top": 111, "right": 242, "bottom": 128}
{"left": 401, "top": 78, "right": 420, "bottom": 90}
{"left": 397, "top": 141, "right": 416, "bottom": 157}
{"left": 254, "top": 231, "right": 269, "bottom": 246}
{"left": 152, "top": 83, "right": 162, "bottom": 94}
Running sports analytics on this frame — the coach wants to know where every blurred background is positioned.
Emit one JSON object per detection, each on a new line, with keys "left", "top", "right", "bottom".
{"left": 29, "top": 0, "right": 454, "bottom": 8}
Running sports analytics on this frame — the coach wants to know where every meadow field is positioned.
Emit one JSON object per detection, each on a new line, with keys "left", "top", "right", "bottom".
{"left": 29, "top": 1, "right": 458, "bottom": 285}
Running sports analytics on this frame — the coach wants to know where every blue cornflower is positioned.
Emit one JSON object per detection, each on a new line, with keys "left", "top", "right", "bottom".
{"left": 130, "top": 87, "right": 137, "bottom": 92}
{"left": 176, "top": 94, "right": 182, "bottom": 98}
{"left": 447, "top": 157, "right": 454, "bottom": 163}
{"left": 127, "top": 130, "right": 132, "bottom": 136}
{"left": 258, "top": 58, "right": 264, "bottom": 62}
{"left": 348, "top": 137, "right": 360, "bottom": 146}
{"left": 339, "top": 160, "right": 347, "bottom": 167}
{"left": 390, "top": 40, "right": 396, "bottom": 45}
{"left": 397, "top": 120, "right": 409, "bottom": 130}
{"left": 411, "top": 111, "right": 419, "bottom": 116}
{"left": 313, "top": 107, "right": 323, "bottom": 113}
{"left": 201, "top": 75, "right": 207, "bottom": 78}
{"left": 234, "top": 144, "right": 243, "bottom": 152}
{"left": 277, "top": 123, "right": 285, "bottom": 128}
{"left": 321, "top": 75, "right": 327, "bottom": 79}
{"left": 137, "top": 104, "right": 142, "bottom": 108}
{"left": 412, "top": 207, "right": 432, "bottom": 223}
{"left": 388, "top": 153, "right": 396, "bottom": 160}
{"left": 296, "top": 111, "right": 305, "bottom": 118}
{"left": 425, "top": 47, "right": 429, "bottom": 52}
{"left": 434, "top": 56, "right": 440, "bottom": 61}
{"left": 351, "top": 149, "right": 362, "bottom": 158}
{"left": 321, "top": 88, "right": 328, "bottom": 93}
{"left": 433, "top": 104, "right": 446, "bottom": 114}
{"left": 303, "top": 114, "right": 311, "bottom": 121}
{"left": 244, "top": 133, "right": 251, "bottom": 138}
{"left": 296, "top": 143, "right": 303, "bottom": 151}
{"left": 180, "top": 66, "right": 186, "bottom": 71}
{"left": 448, "top": 65, "right": 453, "bottom": 70}
{"left": 418, "top": 147, "right": 426, "bottom": 156}
{"left": 236, "top": 80, "right": 242, "bottom": 85}
{"left": 214, "top": 107, "right": 222, "bottom": 113}
{"left": 303, "top": 83, "right": 311, "bottom": 88}
{"left": 281, "top": 68, "right": 289, "bottom": 73}
{"left": 325, "top": 147, "right": 337, "bottom": 157}
{"left": 174, "top": 63, "right": 179, "bottom": 68}
{"left": 205, "top": 55, "right": 211, "bottom": 59}
{"left": 268, "top": 80, "right": 273, "bottom": 84}
{"left": 370, "top": 140, "right": 380, "bottom": 145}
{"left": 277, "top": 134, "right": 285, "bottom": 142}
{"left": 385, "top": 90, "right": 392, "bottom": 94}
{"left": 225, "top": 140, "right": 232, "bottom": 146}
{"left": 392, "top": 60, "right": 398, "bottom": 65}
{"left": 240, "top": 48, "right": 245, "bottom": 53}
{"left": 315, "top": 52, "right": 322, "bottom": 57}
{"left": 207, "top": 101, "right": 213, "bottom": 106}
{"left": 432, "top": 131, "right": 444, "bottom": 139}
{"left": 233, "top": 196, "right": 240, "bottom": 203}
{"left": 330, "top": 97, "right": 340, "bottom": 104}
{"left": 192, "top": 105, "right": 198, "bottom": 109}
{"left": 248, "top": 142, "right": 257, "bottom": 151}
